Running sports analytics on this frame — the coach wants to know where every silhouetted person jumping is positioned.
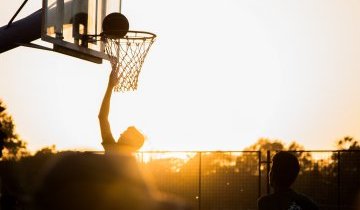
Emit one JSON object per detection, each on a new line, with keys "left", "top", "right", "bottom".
{"left": 32, "top": 69, "right": 191, "bottom": 210}
{"left": 98, "top": 70, "right": 145, "bottom": 154}
{"left": 258, "top": 151, "right": 318, "bottom": 210}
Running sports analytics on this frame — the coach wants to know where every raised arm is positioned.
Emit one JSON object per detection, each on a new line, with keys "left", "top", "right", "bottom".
{"left": 98, "top": 70, "right": 118, "bottom": 146}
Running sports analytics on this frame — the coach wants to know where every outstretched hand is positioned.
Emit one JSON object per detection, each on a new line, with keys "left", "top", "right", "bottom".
{"left": 108, "top": 69, "right": 119, "bottom": 88}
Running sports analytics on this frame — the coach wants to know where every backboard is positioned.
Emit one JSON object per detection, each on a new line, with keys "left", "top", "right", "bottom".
{"left": 42, "top": 0, "right": 121, "bottom": 63}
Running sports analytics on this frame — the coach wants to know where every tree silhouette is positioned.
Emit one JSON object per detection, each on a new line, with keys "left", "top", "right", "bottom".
{"left": 336, "top": 136, "right": 360, "bottom": 150}
{"left": 0, "top": 100, "right": 28, "bottom": 159}
{"left": 245, "top": 138, "right": 284, "bottom": 151}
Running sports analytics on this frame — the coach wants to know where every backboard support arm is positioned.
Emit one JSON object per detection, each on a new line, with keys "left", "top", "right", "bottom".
{"left": 16, "top": 42, "right": 53, "bottom": 51}
{"left": 7, "top": 0, "right": 30, "bottom": 28}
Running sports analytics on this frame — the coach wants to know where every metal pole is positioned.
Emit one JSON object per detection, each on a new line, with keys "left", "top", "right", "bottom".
{"left": 119, "top": 0, "right": 122, "bottom": 13}
{"left": 0, "top": 9, "right": 42, "bottom": 53}
{"left": 7, "top": 0, "right": 29, "bottom": 28}
{"left": 198, "top": 152, "right": 202, "bottom": 210}
{"left": 95, "top": 0, "right": 98, "bottom": 36}
{"left": 337, "top": 151, "right": 341, "bottom": 210}
{"left": 266, "top": 150, "right": 271, "bottom": 194}
{"left": 141, "top": 152, "right": 144, "bottom": 164}
{"left": 55, "top": 0, "right": 64, "bottom": 39}
{"left": 258, "top": 151, "right": 262, "bottom": 198}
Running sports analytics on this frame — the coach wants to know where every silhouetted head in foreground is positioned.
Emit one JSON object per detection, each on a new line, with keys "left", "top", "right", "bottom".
{"left": 270, "top": 151, "right": 300, "bottom": 190}
{"left": 258, "top": 151, "right": 318, "bottom": 210}
{"left": 34, "top": 152, "right": 191, "bottom": 210}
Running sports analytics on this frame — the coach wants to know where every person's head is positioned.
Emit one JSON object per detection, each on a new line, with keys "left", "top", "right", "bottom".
{"left": 118, "top": 126, "right": 145, "bottom": 152}
{"left": 269, "top": 151, "right": 300, "bottom": 190}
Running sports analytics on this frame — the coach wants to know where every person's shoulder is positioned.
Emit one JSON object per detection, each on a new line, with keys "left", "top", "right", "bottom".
{"left": 102, "top": 142, "right": 121, "bottom": 154}
{"left": 258, "top": 194, "right": 270, "bottom": 202}
{"left": 257, "top": 194, "right": 275, "bottom": 209}
{"left": 291, "top": 190, "right": 319, "bottom": 209}
{"left": 292, "top": 190, "right": 315, "bottom": 202}
{"left": 257, "top": 195, "right": 267, "bottom": 210}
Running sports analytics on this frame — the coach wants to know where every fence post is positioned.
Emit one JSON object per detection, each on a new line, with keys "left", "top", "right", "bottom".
{"left": 258, "top": 151, "right": 262, "bottom": 198}
{"left": 337, "top": 151, "right": 341, "bottom": 210}
{"left": 266, "top": 150, "right": 271, "bottom": 194}
{"left": 198, "top": 152, "right": 202, "bottom": 210}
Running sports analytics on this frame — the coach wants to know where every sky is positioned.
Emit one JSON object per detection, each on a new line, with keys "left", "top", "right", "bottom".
{"left": 0, "top": 0, "right": 360, "bottom": 153}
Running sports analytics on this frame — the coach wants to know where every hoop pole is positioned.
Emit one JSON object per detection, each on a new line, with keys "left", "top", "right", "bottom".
{"left": 0, "top": 9, "right": 42, "bottom": 53}
{"left": 7, "top": 0, "right": 29, "bottom": 28}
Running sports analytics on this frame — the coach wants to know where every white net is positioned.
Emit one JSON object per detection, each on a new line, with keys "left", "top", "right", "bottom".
{"left": 104, "top": 31, "right": 156, "bottom": 91}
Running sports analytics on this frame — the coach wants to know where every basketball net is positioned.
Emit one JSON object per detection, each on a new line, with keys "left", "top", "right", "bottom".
{"left": 103, "top": 31, "right": 156, "bottom": 92}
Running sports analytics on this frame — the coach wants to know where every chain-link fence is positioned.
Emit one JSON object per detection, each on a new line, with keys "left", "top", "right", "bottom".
{"left": 137, "top": 151, "right": 261, "bottom": 210}
{"left": 136, "top": 150, "right": 360, "bottom": 210}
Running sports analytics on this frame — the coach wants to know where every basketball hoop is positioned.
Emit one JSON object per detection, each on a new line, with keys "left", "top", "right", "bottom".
{"left": 102, "top": 30, "right": 156, "bottom": 92}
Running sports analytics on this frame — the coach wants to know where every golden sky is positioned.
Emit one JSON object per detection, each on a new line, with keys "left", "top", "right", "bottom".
{"left": 0, "top": 0, "right": 360, "bottom": 152}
